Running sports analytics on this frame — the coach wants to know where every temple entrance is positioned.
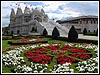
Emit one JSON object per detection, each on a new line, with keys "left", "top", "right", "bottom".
{"left": 31, "top": 27, "right": 37, "bottom": 32}
{"left": 11, "top": 31, "right": 13, "bottom": 35}
{"left": 17, "top": 30, "right": 20, "bottom": 34}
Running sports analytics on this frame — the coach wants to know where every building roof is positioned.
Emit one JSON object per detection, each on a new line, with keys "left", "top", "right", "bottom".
{"left": 60, "top": 15, "right": 98, "bottom": 22}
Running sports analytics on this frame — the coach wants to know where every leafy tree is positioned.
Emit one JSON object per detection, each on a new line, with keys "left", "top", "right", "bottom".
{"left": 52, "top": 27, "right": 60, "bottom": 38}
{"left": 42, "top": 28, "right": 48, "bottom": 36}
{"left": 68, "top": 25, "right": 78, "bottom": 42}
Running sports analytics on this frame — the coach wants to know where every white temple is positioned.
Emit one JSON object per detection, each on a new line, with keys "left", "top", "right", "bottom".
{"left": 8, "top": 6, "right": 69, "bottom": 36}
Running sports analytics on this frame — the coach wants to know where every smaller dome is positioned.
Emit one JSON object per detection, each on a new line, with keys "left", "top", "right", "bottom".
{"left": 24, "top": 6, "right": 31, "bottom": 14}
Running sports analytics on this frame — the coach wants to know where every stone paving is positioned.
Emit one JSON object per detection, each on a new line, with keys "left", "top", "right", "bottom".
{"left": 78, "top": 34, "right": 98, "bottom": 40}
{"left": 29, "top": 33, "right": 98, "bottom": 41}
{"left": 61, "top": 34, "right": 98, "bottom": 40}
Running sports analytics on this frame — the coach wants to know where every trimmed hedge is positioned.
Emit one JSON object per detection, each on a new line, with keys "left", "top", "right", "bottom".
{"left": 76, "top": 39, "right": 98, "bottom": 45}
{"left": 2, "top": 36, "right": 12, "bottom": 40}
{"left": 96, "top": 29, "right": 98, "bottom": 36}
{"left": 8, "top": 41, "right": 48, "bottom": 45}
{"left": 68, "top": 25, "right": 78, "bottom": 42}
{"left": 45, "top": 35, "right": 98, "bottom": 45}
{"left": 52, "top": 27, "right": 60, "bottom": 39}
{"left": 83, "top": 28, "right": 87, "bottom": 35}
{"left": 84, "top": 34, "right": 97, "bottom": 36}
{"left": 42, "top": 29, "right": 48, "bottom": 36}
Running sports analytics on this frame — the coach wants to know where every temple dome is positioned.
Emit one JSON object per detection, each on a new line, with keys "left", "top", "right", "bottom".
{"left": 24, "top": 6, "right": 31, "bottom": 14}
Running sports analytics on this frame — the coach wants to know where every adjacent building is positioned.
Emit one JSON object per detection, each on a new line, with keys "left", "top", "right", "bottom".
{"left": 57, "top": 16, "right": 98, "bottom": 33}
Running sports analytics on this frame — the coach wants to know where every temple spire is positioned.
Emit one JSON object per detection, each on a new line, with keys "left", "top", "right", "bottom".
{"left": 10, "top": 8, "right": 15, "bottom": 18}
{"left": 41, "top": 8, "right": 45, "bottom": 14}
{"left": 16, "top": 7, "right": 22, "bottom": 16}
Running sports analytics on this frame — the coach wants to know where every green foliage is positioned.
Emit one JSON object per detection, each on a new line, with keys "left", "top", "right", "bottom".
{"left": 83, "top": 28, "right": 87, "bottom": 35}
{"left": 68, "top": 25, "right": 78, "bottom": 42}
{"left": 2, "top": 36, "right": 98, "bottom": 73}
{"left": 96, "top": 29, "right": 98, "bottom": 36}
{"left": 77, "top": 39, "right": 98, "bottom": 45}
{"left": 42, "top": 29, "right": 48, "bottom": 36}
{"left": 2, "top": 40, "right": 11, "bottom": 49}
{"left": 52, "top": 27, "right": 60, "bottom": 39}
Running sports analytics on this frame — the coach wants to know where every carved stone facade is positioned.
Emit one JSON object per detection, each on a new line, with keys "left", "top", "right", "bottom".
{"left": 8, "top": 6, "right": 48, "bottom": 35}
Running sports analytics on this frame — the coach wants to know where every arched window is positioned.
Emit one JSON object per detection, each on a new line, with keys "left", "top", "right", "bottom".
{"left": 34, "top": 17, "right": 42, "bottom": 22}
{"left": 17, "top": 30, "right": 20, "bottom": 34}
{"left": 6, "top": 31, "right": 8, "bottom": 34}
{"left": 88, "top": 30, "right": 90, "bottom": 32}
{"left": 31, "top": 27, "right": 37, "bottom": 32}
{"left": 91, "top": 21, "right": 92, "bottom": 24}
{"left": 11, "top": 31, "right": 13, "bottom": 35}
{"left": 94, "top": 30, "right": 95, "bottom": 33}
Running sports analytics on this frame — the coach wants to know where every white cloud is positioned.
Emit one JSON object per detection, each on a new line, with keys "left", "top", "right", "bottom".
{"left": 42, "top": 1, "right": 68, "bottom": 13}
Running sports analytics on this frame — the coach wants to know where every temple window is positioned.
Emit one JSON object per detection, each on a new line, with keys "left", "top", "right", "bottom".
{"left": 88, "top": 30, "right": 90, "bottom": 32}
{"left": 94, "top": 30, "right": 95, "bottom": 32}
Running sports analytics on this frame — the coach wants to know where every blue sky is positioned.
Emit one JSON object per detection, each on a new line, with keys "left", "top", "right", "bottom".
{"left": 1, "top": 1, "right": 98, "bottom": 27}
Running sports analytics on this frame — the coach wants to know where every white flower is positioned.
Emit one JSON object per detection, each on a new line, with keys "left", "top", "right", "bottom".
{"left": 45, "top": 64, "right": 48, "bottom": 66}
{"left": 34, "top": 70, "right": 38, "bottom": 73}
{"left": 82, "top": 61, "right": 87, "bottom": 64}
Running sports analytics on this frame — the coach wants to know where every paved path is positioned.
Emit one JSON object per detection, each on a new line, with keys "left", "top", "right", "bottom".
{"left": 78, "top": 34, "right": 98, "bottom": 40}
{"left": 29, "top": 33, "right": 98, "bottom": 41}
{"left": 61, "top": 34, "right": 98, "bottom": 40}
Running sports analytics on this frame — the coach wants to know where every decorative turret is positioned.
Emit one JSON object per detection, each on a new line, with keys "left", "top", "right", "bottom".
{"left": 16, "top": 7, "right": 23, "bottom": 16}
{"left": 10, "top": 8, "right": 15, "bottom": 27}
{"left": 10, "top": 8, "right": 15, "bottom": 19}
{"left": 41, "top": 8, "right": 45, "bottom": 14}
{"left": 31, "top": 8, "right": 34, "bottom": 12}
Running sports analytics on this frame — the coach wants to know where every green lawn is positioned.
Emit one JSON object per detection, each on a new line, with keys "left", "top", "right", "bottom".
{"left": 2, "top": 40, "right": 11, "bottom": 49}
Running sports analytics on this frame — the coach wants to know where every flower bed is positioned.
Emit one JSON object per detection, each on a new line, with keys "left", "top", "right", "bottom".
{"left": 3, "top": 46, "right": 18, "bottom": 52}
{"left": 8, "top": 37, "right": 48, "bottom": 45}
{"left": 2, "top": 42, "right": 98, "bottom": 73}
{"left": 25, "top": 52, "right": 53, "bottom": 64}
{"left": 25, "top": 45, "right": 92, "bottom": 65}
{"left": 2, "top": 36, "right": 12, "bottom": 40}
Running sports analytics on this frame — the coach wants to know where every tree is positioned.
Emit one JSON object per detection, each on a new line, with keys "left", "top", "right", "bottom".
{"left": 83, "top": 28, "right": 87, "bottom": 35}
{"left": 42, "top": 28, "right": 48, "bottom": 36}
{"left": 68, "top": 25, "right": 78, "bottom": 42}
{"left": 96, "top": 29, "right": 98, "bottom": 36}
{"left": 52, "top": 27, "right": 60, "bottom": 38}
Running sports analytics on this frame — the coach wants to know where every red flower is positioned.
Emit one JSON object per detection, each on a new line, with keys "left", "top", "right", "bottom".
{"left": 25, "top": 45, "right": 91, "bottom": 65}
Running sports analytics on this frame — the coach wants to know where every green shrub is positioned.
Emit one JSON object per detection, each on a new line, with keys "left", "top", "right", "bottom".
{"left": 2, "top": 36, "right": 12, "bottom": 40}
{"left": 96, "top": 29, "right": 98, "bottom": 36}
{"left": 68, "top": 25, "right": 78, "bottom": 42}
{"left": 77, "top": 39, "right": 98, "bottom": 45}
{"left": 52, "top": 27, "right": 60, "bottom": 39}
{"left": 83, "top": 28, "right": 87, "bottom": 35}
{"left": 42, "top": 28, "right": 48, "bottom": 36}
